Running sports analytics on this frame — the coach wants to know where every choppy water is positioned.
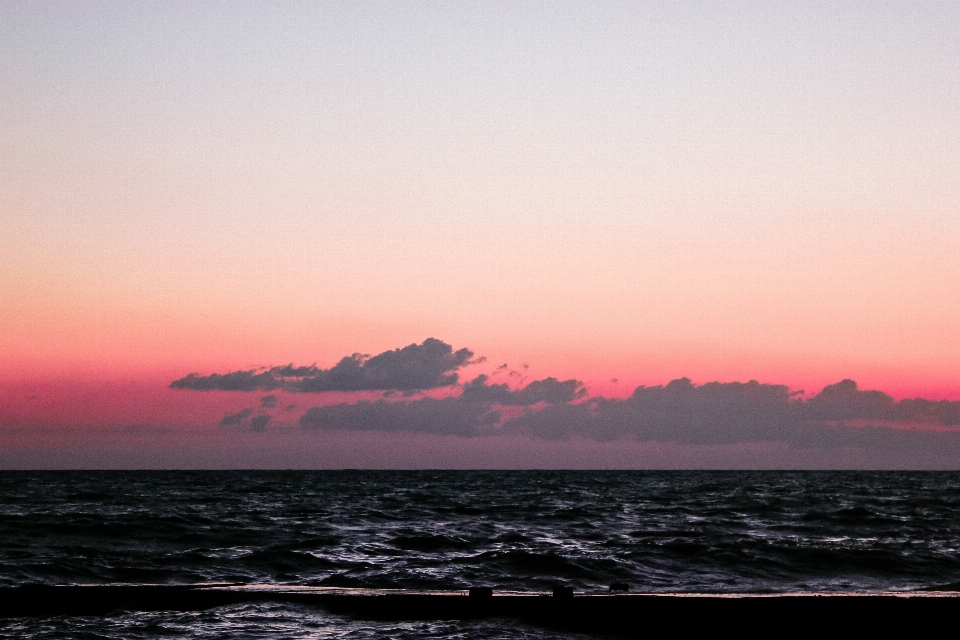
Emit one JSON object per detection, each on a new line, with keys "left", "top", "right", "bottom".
{"left": 3, "top": 471, "right": 960, "bottom": 637}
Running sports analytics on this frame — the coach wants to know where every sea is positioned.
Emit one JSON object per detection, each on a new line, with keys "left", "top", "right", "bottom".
{"left": 3, "top": 470, "right": 960, "bottom": 638}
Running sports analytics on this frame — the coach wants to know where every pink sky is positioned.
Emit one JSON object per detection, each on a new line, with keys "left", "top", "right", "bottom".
{"left": 2, "top": 2, "right": 959, "bottom": 467}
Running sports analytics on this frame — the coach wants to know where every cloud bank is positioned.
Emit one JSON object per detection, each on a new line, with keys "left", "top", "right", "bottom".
{"left": 502, "top": 379, "right": 960, "bottom": 448}
{"left": 171, "top": 338, "right": 960, "bottom": 459}
{"left": 301, "top": 397, "right": 497, "bottom": 437}
{"left": 460, "top": 375, "right": 586, "bottom": 405}
{"left": 296, "top": 378, "right": 960, "bottom": 459}
{"left": 171, "top": 338, "right": 475, "bottom": 392}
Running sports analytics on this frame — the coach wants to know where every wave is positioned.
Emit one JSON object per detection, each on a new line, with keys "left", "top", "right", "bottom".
{"left": 3, "top": 471, "right": 960, "bottom": 592}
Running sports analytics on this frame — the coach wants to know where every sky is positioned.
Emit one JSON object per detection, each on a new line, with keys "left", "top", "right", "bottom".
{"left": 2, "top": 2, "right": 959, "bottom": 468}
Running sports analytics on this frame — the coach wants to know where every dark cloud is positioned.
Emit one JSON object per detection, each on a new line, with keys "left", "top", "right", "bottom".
{"left": 174, "top": 335, "right": 960, "bottom": 458}
{"left": 298, "top": 374, "right": 585, "bottom": 435}
{"left": 802, "top": 379, "right": 960, "bottom": 425}
{"left": 505, "top": 380, "right": 799, "bottom": 443}
{"left": 938, "top": 404, "right": 960, "bottom": 426}
{"left": 292, "top": 377, "right": 960, "bottom": 460}
{"left": 220, "top": 408, "right": 253, "bottom": 427}
{"left": 802, "top": 379, "right": 894, "bottom": 420}
{"left": 461, "top": 375, "right": 586, "bottom": 405}
{"left": 505, "top": 379, "right": 960, "bottom": 447}
{"left": 300, "top": 397, "right": 497, "bottom": 437}
{"left": 170, "top": 338, "right": 475, "bottom": 393}
{"left": 172, "top": 372, "right": 278, "bottom": 391}
{"left": 295, "top": 338, "right": 474, "bottom": 392}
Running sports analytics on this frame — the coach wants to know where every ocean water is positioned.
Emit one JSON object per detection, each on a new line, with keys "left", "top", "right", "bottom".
{"left": 3, "top": 471, "right": 960, "bottom": 637}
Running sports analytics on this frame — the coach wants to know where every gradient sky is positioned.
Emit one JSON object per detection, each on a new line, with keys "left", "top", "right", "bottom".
{"left": 2, "top": 2, "right": 959, "bottom": 468}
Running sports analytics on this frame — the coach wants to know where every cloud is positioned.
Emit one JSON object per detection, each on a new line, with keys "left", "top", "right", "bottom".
{"left": 802, "top": 379, "right": 894, "bottom": 420}
{"left": 300, "top": 397, "right": 497, "bottom": 436}
{"left": 171, "top": 337, "right": 960, "bottom": 457}
{"left": 172, "top": 372, "right": 278, "bottom": 392}
{"left": 298, "top": 374, "right": 583, "bottom": 435}
{"left": 501, "top": 378, "right": 798, "bottom": 443}
{"left": 802, "top": 379, "right": 960, "bottom": 425}
{"left": 171, "top": 338, "right": 475, "bottom": 393}
{"left": 460, "top": 375, "right": 586, "bottom": 405}
{"left": 294, "top": 376, "right": 960, "bottom": 460}
{"left": 937, "top": 404, "right": 960, "bottom": 426}
{"left": 505, "top": 379, "right": 960, "bottom": 447}
{"left": 220, "top": 408, "right": 253, "bottom": 426}
{"left": 250, "top": 415, "right": 270, "bottom": 432}
{"left": 220, "top": 409, "right": 270, "bottom": 431}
